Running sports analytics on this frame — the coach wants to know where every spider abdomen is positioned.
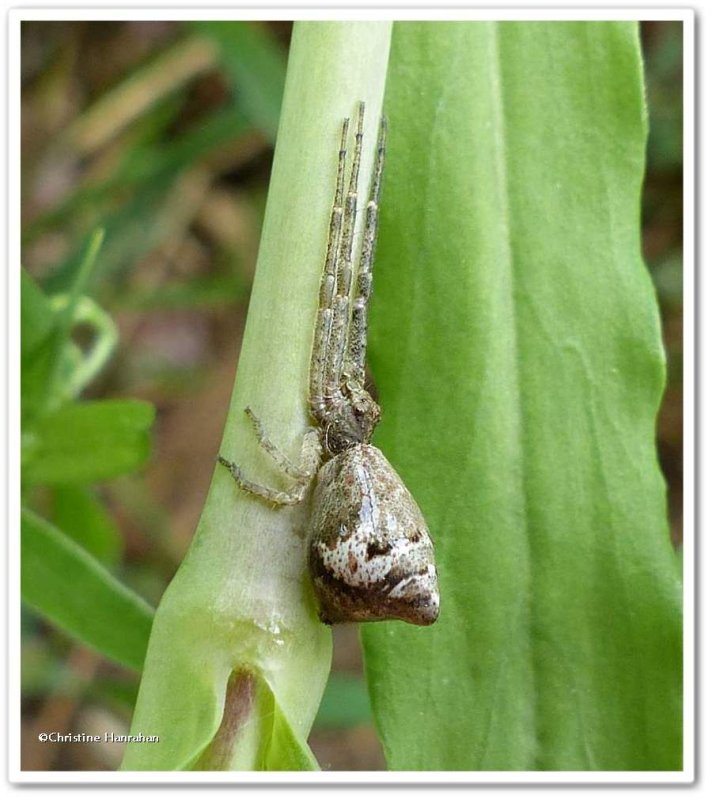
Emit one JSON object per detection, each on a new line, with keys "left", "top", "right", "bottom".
{"left": 308, "top": 444, "right": 439, "bottom": 625}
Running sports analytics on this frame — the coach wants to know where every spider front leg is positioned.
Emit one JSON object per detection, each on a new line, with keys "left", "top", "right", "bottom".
{"left": 344, "top": 114, "right": 386, "bottom": 389}
{"left": 310, "top": 103, "right": 364, "bottom": 425}
{"left": 218, "top": 409, "right": 322, "bottom": 506}
{"left": 310, "top": 115, "right": 349, "bottom": 421}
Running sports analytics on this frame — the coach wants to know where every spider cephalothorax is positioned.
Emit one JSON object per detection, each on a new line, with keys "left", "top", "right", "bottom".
{"left": 318, "top": 381, "right": 381, "bottom": 456}
{"left": 219, "top": 103, "right": 439, "bottom": 626}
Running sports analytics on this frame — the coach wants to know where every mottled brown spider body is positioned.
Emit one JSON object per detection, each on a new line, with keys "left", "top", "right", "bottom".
{"left": 219, "top": 103, "right": 440, "bottom": 626}
{"left": 308, "top": 444, "right": 439, "bottom": 625}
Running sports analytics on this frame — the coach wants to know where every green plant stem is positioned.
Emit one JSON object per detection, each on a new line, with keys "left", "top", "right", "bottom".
{"left": 121, "top": 21, "right": 393, "bottom": 771}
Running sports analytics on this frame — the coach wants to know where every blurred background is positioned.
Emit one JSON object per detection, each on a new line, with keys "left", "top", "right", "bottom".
{"left": 19, "top": 20, "right": 683, "bottom": 771}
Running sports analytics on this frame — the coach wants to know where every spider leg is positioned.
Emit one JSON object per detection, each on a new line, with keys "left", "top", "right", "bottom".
{"left": 218, "top": 427, "right": 322, "bottom": 507}
{"left": 323, "top": 101, "right": 364, "bottom": 398}
{"left": 338, "top": 101, "right": 364, "bottom": 299}
{"left": 345, "top": 114, "right": 386, "bottom": 387}
{"left": 244, "top": 406, "right": 312, "bottom": 480}
{"left": 310, "top": 116, "right": 349, "bottom": 421}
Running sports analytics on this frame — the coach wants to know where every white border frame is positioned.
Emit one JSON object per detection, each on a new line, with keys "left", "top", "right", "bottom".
{"left": 6, "top": 4, "right": 695, "bottom": 786}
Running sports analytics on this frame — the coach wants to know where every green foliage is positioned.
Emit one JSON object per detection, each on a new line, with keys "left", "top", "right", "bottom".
{"left": 19, "top": 19, "right": 682, "bottom": 774}
{"left": 25, "top": 35, "right": 253, "bottom": 301}
{"left": 21, "top": 229, "right": 156, "bottom": 671}
{"left": 23, "top": 399, "right": 154, "bottom": 485}
{"left": 21, "top": 232, "right": 111, "bottom": 423}
{"left": 361, "top": 21, "right": 682, "bottom": 770}
{"left": 21, "top": 508, "right": 153, "bottom": 672}
{"left": 192, "top": 21, "right": 286, "bottom": 140}
{"left": 52, "top": 485, "right": 123, "bottom": 564}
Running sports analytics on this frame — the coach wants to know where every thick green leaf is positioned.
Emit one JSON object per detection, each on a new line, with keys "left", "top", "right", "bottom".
{"left": 362, "top": 21, "right": 682, "bottom": 771}
{"left": 121, "top": 22, "right": 393, "bottom": 771}
{"left": 21, "top": 508, "right": 154, "bottom": 672}
{"left": 23, "top": 399, "right": 155, "bottom": 485}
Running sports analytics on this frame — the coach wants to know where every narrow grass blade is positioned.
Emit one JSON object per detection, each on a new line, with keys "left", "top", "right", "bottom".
{"left": 21, "top": 508, "right": 154, "bottom": 672}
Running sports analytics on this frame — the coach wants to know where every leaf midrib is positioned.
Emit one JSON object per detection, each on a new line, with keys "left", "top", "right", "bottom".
{"left": 488, "top": 22, "right": 539, "bottom": 769}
